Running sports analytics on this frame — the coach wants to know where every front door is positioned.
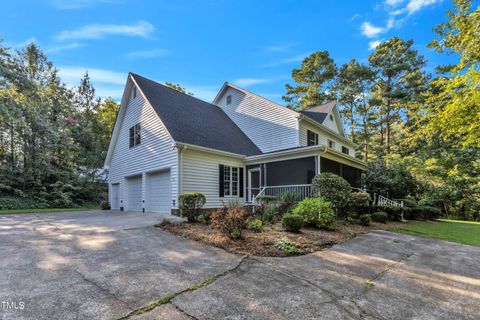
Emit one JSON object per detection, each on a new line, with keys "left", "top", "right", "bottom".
{"left": 248, "top": 169, "right": 261, "bottom": 202}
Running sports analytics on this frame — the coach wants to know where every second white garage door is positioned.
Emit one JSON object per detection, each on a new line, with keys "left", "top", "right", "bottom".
{"left": 126, "top": 175, "right": 143, "bottom": 211}
{"left": 147, "top": 170, "right": 171, "bottom": 213}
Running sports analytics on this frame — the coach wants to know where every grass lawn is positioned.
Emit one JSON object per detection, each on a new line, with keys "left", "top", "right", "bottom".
{"left": 388, "top": 219, "right": 480, "bottom": 247}
{"left": 0, "top": 205, "right": 99, "bottom": 215}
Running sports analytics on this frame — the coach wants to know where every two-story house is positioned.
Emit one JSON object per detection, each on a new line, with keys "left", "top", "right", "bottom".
{"left": 104, "top": 73, "right": 366, "bottom": 213}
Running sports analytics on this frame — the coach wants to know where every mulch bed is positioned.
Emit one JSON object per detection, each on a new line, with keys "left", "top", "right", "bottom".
{"left": 158, "top": 221, "right": 405, "bottom": 257}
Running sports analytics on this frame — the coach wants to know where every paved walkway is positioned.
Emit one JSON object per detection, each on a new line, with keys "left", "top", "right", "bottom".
{"left": 1, "top": 210, "right": 479, "bottom": 319}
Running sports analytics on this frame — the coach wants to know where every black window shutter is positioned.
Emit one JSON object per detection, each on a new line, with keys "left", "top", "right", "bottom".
{"left": 239, "top": 167, "right": 244, "bottom": 198}
{"left": 129, "top": 127, "right": 134, "bottom": 147}
{"left": 219, "top": 164, "right": 224, "bottom": 197}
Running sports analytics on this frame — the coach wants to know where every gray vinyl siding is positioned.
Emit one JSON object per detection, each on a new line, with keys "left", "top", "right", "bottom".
{"left": 218, "top": 87, "right": 299, "bottom": 153}
{"left": 181, "top": 149, "right": 245, "bottom": 208}
{"left": 109, "top": 85, "right": 178, "bottom": 211}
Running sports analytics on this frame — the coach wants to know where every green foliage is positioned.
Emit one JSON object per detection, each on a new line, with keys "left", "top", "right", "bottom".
{"left": 350, "top": 192, "right": 371, "bottom": 209}
{"left": 255, "top": 195, "right": 278, "bottom": 203}
{"left": 409, "top": 206, "right": 442, "bottom": 221}
{"left": 164, "top": 82, "right": 193, "bottom": 95}
{"left": 364, "top": 160, "right": 418, "bottom": 199}
{"left": 375, "top": 205, "right": 404, "bottom": 221}
{"left": 179, "top": 192, "right": 206, "bottom": 222}
{"left": 210, "top": 203, "right": 249, "bottom": 239}
{"left": 274, "top": 237, "right": 304, "bottom": 254}
{"left": 358, "top": 214, "right": 372, "bottom": 226}
{"left": 283, "top": 51, "right": 336, "bottom": 110}
{"left": 371, "top": 212, "right": 388, "bottom": 223}
{"left": 100, "top": 200, "right": 110, "bottom": 210}
{"left": 292, "top": 197, "right": 335, "bottom": 229}
{"left": 0, "top": 197, "right": 46, "bottom": 210}
{"left": 246, "top": 218, "right": 263, "bottom": 233}
{"left": 311, "top": 173, "right": 352, "bottom": 214}
{"left": 282, "top": 214, "right": 304, "bottom": 233}
{"left": 0, "top": 42, "right": 117, "bottom": 208}
{"left": 259, "top": 203, "right": 279, "bottom": 223}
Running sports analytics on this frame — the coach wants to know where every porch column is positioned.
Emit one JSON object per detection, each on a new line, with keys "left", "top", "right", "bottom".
{"left": 316, "top": 155, "right": 321, "bottom": 175}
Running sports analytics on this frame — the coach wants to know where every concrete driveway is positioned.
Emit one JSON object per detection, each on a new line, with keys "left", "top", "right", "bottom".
{"left": 1, "top": 210, "right": 479, "bottom": 320}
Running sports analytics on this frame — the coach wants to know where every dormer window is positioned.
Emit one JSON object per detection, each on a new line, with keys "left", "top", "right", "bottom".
{"left": 226, "top": 95, "right": 232, "bottom": 105}
{"left": 133, "top": 86, "right": 137, "bottom": 99}
{"left": 328, "top": 139, "right": 335, "bottom": 149}
{"left": 307, "top": 130, "right": 318, "bottom": 146}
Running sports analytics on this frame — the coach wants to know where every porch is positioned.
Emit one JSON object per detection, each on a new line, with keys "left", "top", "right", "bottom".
{"left": 244, "top": 146, "right": 366, "bottom": 203}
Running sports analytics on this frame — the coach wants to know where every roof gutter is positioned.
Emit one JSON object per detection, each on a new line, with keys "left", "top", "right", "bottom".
{"left": 174, "top": 142, "right": 247, "bottom": 159}
{"left": 246, "top": 145, "right": 326, "bottom": 162}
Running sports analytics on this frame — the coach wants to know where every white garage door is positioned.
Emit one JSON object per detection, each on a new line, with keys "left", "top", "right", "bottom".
{"left": 148, "top": 170, "right": 170, "bottom": 213}
{"left": 126, "top": 176, "right": 143, "bottom": 211}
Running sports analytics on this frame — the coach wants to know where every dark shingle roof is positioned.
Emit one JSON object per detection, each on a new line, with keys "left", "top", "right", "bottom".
{"left": 300, "top": 101, "right": 336, "bottom": 124}
{"left": 131, "top": 73, "right": 262, "bottom": 156}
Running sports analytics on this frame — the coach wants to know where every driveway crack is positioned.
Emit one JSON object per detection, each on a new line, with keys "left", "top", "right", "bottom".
{"left": 74, "top": 270, "right": 134, "bottom": 311}
{"left": 116, "top": 255, "right": 248, "bottom": 319}
{"left": 169, "top": 301, "right": 199, "bottom": 319}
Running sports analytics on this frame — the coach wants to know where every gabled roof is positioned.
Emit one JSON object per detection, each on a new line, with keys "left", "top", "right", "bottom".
{"left": 299, "top": 101, "right": 336, "bottom": 124}
{"left": 130, "top": 73, "right": 262, "bottom": 156}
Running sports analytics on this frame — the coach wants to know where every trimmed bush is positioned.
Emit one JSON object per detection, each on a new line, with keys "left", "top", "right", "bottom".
{"left": 282, "top": 214, "right": 304, "bottom": 232}
{"left": 371, "top": 212, "right": 388, "bottom": 223}
{"left": 246, "top": 218, "right": 263, "bottom": 232}
{"left": 311, "top": 173, "right": 352, "bottom": 215}
{"left": 410, "top": 206, "right": 442, "bottom": 220}
{"left": 351, "top": 192, "right": 371, "bottom": 207}
{"left": 374, "top": 205, "right": 404, "bottom": 221}
{"left": 292, "top": 197, "right": 335, "bottom": 229}
{"left": 179, "top": 192, "right": 206, "bottom": 222}
{"left": 358, "top": 214, "right": 372, "bottom": 226}
{"left": 211, "top": 203, "right": 249, "bottom": 239}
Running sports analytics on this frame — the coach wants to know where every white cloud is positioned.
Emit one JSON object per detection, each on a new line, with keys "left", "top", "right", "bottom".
{"left": 360, "top": 22, "right": 386, "bottom": 38}
{"left": 406, "top": 0, "right": 441, "bottom": 14}
{"left": 6, "top": 37, "right": 37, "bottom": 49}
{"left": 125, "top": 49, "right": 170, "bottom": 59}
{"left": 368, "top": 40, "right": 382, "bottom": 50}
{"left": 261, "top": 54, "right": 306, "bottom": 67}
{"left": 385, "top": 0, "right": 405, "bottom": 6}
{"left": 59, "top": 66, "right": 127, "bottom": 86}
{"left": 45, "top": 42, "right": 83, "bottom": 53}
{"left": 55, "top": 20, "right": 154, "bottom": 41}
{"left": 233, "top": 78, "right": 269, "bottom": 87}
{"left": 47, "top": 0, "right": 124, "bottom": 10}
{"left": 264, "top": 44, "right": 293, "bottom": 53}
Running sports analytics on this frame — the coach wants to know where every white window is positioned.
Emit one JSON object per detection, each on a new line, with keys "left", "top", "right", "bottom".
{"left": 133, "top": 86, "right": 137, "bottom": 99}
{"left": 223, "top": 165, "right": 240, "bottom": 197}
{"left": 342, "top": 146, "right": 350, "bottom": 155}
{"left": 226, "top": 95, "right": 232, "bottom": 105}
{"left": 329, "top": 114, "right": 333, "bottom": 121}
{"left": 129, "top": 123, "right": 141, "bottom": 148}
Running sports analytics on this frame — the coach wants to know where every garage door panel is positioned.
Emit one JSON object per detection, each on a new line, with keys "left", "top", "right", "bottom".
{"left": 127, "top": 176, "right": 142, "bottom": 211}
{"left": 148, "top": 171, "right": 170, "bottom": 213}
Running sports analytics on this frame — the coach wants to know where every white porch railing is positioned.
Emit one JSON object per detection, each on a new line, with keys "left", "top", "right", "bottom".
{"left": 374, "top": 193, "right": 404, "bottom": 207}
{"left": 253, "top": 184, "right": 312, "bottom": 203}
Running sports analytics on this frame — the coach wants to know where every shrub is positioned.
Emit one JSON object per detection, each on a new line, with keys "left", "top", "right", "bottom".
{"left": 410, "top": 206, "right": 442, "bottom": 220}
{"left": 274, "top": 237, "right": 304, "bottom": 254}
{"left": 255, "top": 195, "right": 278, "bottom": 203}
{"left": 317, "top": 209, "right": 336, "bottom": 230}
{"left": 371, "top": 212, "right": 388, "bottom": 223}
{"left": 351, "top": 192, "right": 371, "bottom": 207}
{"left": 211, "top": 203, "right": 249, "bottom": 239}
{"left": 292, "top": 197, "right": 335, "bottom": 229}
{"left": 358, "top": 214, "right": 372, "bottom": 226}
{"left": 282, "top": 214, "right": 304, "bottom": 232}
{"left": 260, "top": 203, "right": 279, "bottom": 223}
{"left": 374, "top": 205, "right": 404, "bottom": 221}
{"left": 179, "top": 192, "right": 206, "bottom": 222}
{"left": 0, "top": 197, "right": 47, "bottom": 210}
{"left": 246, "top": 218, "right": 263, "bottom": 232}
{"left": 311, "top": 173, "right": 352, "bottom": 215}
{"left": 100, "top": 200, "right": 110, "bottom": 210}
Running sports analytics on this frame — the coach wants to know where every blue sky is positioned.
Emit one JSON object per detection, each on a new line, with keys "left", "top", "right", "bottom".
{"left": 1, "top": 0, "right": 455, "bottom": 103}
